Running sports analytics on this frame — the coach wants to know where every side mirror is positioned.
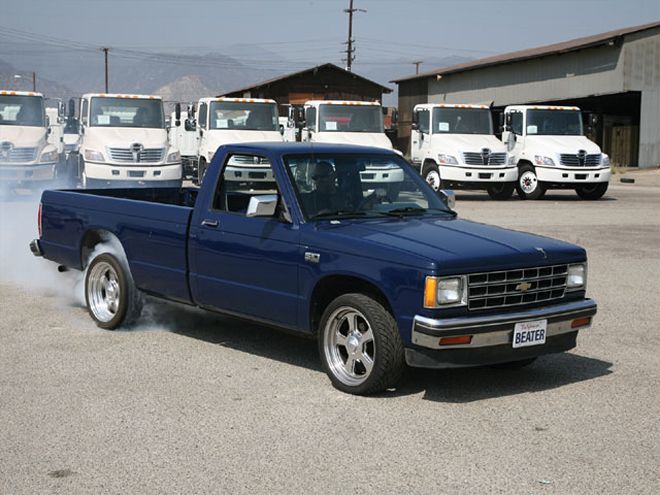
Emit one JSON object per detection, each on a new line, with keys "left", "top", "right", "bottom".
{"left": 175, "top": 103, "right": 181, "bottom": 127}
{"left": 68, "top": 98, "right": 75, "bottom": 118}
{"left": 246, "top": 194, "right": 278, "bottom": 217}
{"left": 279, "top": 125, "right": 284, "bottom": 136}
{"left": 438, "top": 189, "right": 456, "bottom": 209}
{"left": 411, "top": 121, "right": 419, "bottom": 131}
{"left": 184, "top": 118, "right": 196, "bottom": 131}
{"left": 504, "top": 113, "right": 512, "bottom": 132}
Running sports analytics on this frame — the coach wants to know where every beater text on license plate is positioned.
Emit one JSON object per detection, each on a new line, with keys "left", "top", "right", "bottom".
{"left": 512, "top": 319, "right": 547, "bottom": 348}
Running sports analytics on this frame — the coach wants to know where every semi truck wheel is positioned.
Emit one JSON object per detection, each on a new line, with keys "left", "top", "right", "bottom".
{"left": 516, "top": 164, "right": 545, "bottom": 200}
{"left": 575, "top": 182, "right": 608, "bottom": 200}
{"left": 85, "top": 252, "right": 143, "bottom": 329}
{"left": 319, "top": 293, "right": 405, "bottom": 395}
{"left": 486, "top": 183, "right": 515, "bottom": 200}
{"left": 422, "top": 162, "right": 442, "bottom": 191}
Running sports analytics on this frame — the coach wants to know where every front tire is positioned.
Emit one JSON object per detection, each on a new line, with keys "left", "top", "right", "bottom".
{"left": 575, "top": 182, "right": 608, "bottom": 200}
{"left": 516, "top": 164, "right": 546, "bottom": 200}
{"left": 318, "top": 293, "right": 405, "bottom": 395}
{"left": 487, "top": 183, "right": 515, "bottom": 200}
{"left": 422, "top": 161, "right": 442, "bottom": 192}
{"left": 85, "top": 252, "right": 143, "bottom": 329}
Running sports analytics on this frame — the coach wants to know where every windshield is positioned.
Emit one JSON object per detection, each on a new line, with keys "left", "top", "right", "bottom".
{"left": 0, "top": 95, "right": 45, "bottom": 127}
{"left": 526, "top": 110, "right": 583, "bottom": 136}
{"left": 284, "top": 154, "right": 453, "bottom": 221}
{"left": 90, "top": 97, "right": 165, "bottom": 128}
{"left": 318, "top": 105, "right": 384, "bottom": 133}
{"left": 209, "top": 101, "right": 278, "bottom": 131}
{"left": 431, "top": 107, "right": 493, "bottom": 135}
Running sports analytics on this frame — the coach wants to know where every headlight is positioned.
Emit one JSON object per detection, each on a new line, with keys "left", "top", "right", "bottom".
{"left": 508, "top": 155, "right": 517, "bottom": 165}
{"left": 601, "top": 154, "right": 610, "bottom": 167}
{"left": 84, "top": 149, "right": 104, "bottom": 161}
{"left": 40, "top": 150, "right": 58, "bottom": 163}
{"left": 437, "top": 154, "right": 458, "bottom": 165}
{"left": 167, "top": 151, "right": 181, "bottom": 163}
{"left": 424, "top": 275, "right": 467, "bottom": 308}
{"left": 534, "top": 155, "right": 555, "bottom": 166}
{"left": 567, "top": 263, "right": 586, "bottom": 290}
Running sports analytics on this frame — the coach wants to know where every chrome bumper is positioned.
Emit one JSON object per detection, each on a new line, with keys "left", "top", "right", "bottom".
{"left": 29, "top": 239, "right": 43, "bottom": 257}
{"left": 412, "top": 299, "right": 597, "bottom": 350}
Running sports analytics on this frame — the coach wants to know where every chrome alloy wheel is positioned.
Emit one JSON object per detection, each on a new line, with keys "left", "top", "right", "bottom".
{"left": 425, "top": 169, "right": 441, "bottom": 191}
{"left": 87, "top": 261, "right": 121, "bottom": 323}
{"left": 323, "top": 307, "right": 376, "bottom": 386}
{"left": 519, "top": 169, "right": 538, "bottom": 194}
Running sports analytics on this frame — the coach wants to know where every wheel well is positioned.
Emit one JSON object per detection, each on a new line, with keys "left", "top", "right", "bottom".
{"left": 517, "top": 159, "right": 533, "bottom": 169}
{"left": 309, "top": 275, "right": 393, "bottom": 334}
{"left": 422, "top": 159, "right": 437, "bottom": 170}
{"left": 80, "top": 230, "right": 127, "bottom": 269}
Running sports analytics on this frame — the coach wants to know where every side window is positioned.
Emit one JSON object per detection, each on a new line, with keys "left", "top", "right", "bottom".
{"left": 510, "top": 111, "right": 523, "bottom": 135}
{"left": 213, "top": 153, "right": 289, "bottom": 221}
{"left": 81, "top": 99, "right": 88, "bottom": 125}
{"left": 305, "top": 107, "right": 316, "bottom": 131}
{"left": 198, "top": 103, "right": 207, "bottom": 129}
{"left": 418, "top": 109, "right": 430, "bottom": 134}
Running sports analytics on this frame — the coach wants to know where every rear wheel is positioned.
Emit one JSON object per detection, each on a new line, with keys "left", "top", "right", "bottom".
{"left": 422, "top": 162, "right": 442, "bottom": 191}
{"left": 575, "top": 182, "right": 608, "bottom": 200}
{"left": 487, "top": 183, "right": 515, "bottom": 200}
{"left": 516, "top": 164, "right": 545, "bottom": 200}
{"left": 319, "top": 293, "right": 405, "bottom": 395}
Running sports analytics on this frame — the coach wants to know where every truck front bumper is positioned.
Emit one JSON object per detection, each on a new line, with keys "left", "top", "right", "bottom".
{"left": 439, "top": 165, "right": 517, "bottom": 183}
{"left": 407, "top": 299, "right": 597, "bottom": 368}
{"left": 84, "top": 161, "right": 182, "bottom": 184}
{"left": 0, "top": 163, "right": 57, "bottom": 182}
{"left": 536, "top": 166, "right": 610, "bottom": 184}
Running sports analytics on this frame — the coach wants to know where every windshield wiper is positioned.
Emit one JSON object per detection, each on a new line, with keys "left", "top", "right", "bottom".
{"left": 310, "top": 210, "right": 368, "bottom": 220}
{"left": 380, "top": 207, "right": 457, "bottom": 218}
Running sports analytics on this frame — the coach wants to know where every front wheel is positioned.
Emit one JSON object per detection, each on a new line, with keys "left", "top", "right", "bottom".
{"left": 516, "top": 164, "right": 546, "bottom": 200}
{"left": 85, "top": 252, "right": 143, "bottom": 329}
{"left": 575, "top": 182, "right": 608, "bottom": 200}
{"left": 487, "top": 183, "right": 515, "bottom": 200}
{"left": 422, "top": 162, "right": 442, "bottom": 191}
{"left": 319, "top": 293, "right": 405, "bottom": 395}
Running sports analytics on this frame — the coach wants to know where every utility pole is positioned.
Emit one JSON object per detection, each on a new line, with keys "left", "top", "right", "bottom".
{"left": 32, "top": 72, "right": 36, "bottom": 91}
{"left": 344, "top": 0, "right": 366, "bottom": 72}
{"left": 101, "top": 47, "right": 109, "bottom": 93}
{"left": 413, "top": 61, "right": 423, "bottom": 75}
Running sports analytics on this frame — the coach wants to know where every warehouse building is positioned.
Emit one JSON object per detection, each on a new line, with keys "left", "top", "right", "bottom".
{"left": 393, "top": 21, "right": 660, "bottom": 167}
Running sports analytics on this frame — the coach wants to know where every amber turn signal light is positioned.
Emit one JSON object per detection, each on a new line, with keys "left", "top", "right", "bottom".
{"left": 438, "top": 335, "right": 473, "bottom": 346}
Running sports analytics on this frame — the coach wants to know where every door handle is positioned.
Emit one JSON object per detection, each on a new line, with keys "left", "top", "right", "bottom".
{"left": 201, "top": 219, "right": 219, "bottom": 227}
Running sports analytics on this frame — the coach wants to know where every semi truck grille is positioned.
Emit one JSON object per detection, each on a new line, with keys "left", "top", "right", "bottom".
{"left": 559, "top": 153, "right": 601, "bottom": 167}
{"left": 0, "top": 147, "right": 38, "bottom": 162}
{"left": 108, "top": 147, "right": 164, "bottom": 163}
{"left": 463, "top": 152, "right": 507, "bottom": 166}
{"left": 467, "top": 264, "right": 568, "bottom": 310}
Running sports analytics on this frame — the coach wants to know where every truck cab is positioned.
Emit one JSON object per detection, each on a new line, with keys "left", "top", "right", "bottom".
{"left": 195, "top": 97, "right": 282, "bottom": 183}
{"left": 411, "top": 103, "right": 516, "bottom": 200}
{"left": 0, "top": 90, "right": 61, "bottom": 190}
{"left": 502, "top": 105, "right": 611, "bottom": 200}
{"left": 78, "top": 93, "right": 182, "bottom": 188}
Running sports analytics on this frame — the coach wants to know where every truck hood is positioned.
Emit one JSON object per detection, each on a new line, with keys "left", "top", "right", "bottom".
{"left": 312, "top": 216, "right": 584, "bottom": 273}
{"left": 0, "top": 125, "right": 47, "bottom": 147}
{"left": 313, "top": 132, "right": 393, "bottom": 150}
{"left": 524, "top": 135, "right": 601, "bottom": 154}
{"left": 430, "top": 133, "right": 507, "bottom": 154}
{"left": 83, "top": 127, "right": 168, "bottom": 149}
{"left": 206, "top": 130, "right": 283, "bottom": 148}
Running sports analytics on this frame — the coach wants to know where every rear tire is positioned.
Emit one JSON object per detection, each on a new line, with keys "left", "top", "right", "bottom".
{"left": 422, "top": 161, "right": 442, "bottom": 191}
{"left": 516, "top": 164, "right": 545, "bottom": 200}
{"left": 85, "top": 252, "right": 143, "bottom": 329}
{"left": 318, "top": 293, "right": 405, "bottom": 395}
{"left": 487, "top": 183, "right": 515, "bottom": 200}
{"left": 575, "top": 182, "right": 608, "bottom": 200}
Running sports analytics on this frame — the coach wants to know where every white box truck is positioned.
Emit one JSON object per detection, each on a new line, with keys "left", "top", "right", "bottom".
{"left": 77, "top": 93, "right": 181, "bottom": 188}
{"left": 410, "top": 103, "right": 516, "bottom": 200}
{"left": 0, "top": 90, "right": 62, "bottom": 192}
{"left": 502, "top": 105, "right": 611, "bottom": 200}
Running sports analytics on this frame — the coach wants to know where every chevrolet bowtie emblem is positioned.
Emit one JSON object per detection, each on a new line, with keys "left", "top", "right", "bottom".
{"left": 516, "top": 282, "right": 532, "bottom": 292}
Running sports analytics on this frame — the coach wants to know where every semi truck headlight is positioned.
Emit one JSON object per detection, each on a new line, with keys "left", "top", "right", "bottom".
{"left": 167, "top": 151, "right": 181, "bottom": 163}
{"left": 567, "top": 263, "right": 586, "bottom": 290}
{"left": 84, "top": 149, "right": 104, "bottom": 161}
{"left": 534, "top": 155, "right": 555, "bottom": 166}
{"left": 424, "top": 276, "right": 467, "bottom": 308}
{"left": 40, "top": 150, "right": 58, "bottom": 163}
{"left": 601, "top": 154, "right": 610, "bottom": 167}
{"left": 437, "top": 154, "right": 458, "bottom": 165}
{"left": 508, "top": 155, "right": 516, "bottom": 165}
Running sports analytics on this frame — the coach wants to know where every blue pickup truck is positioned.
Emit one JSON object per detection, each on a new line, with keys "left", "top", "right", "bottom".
{"left": 30, "top": 143, "right": 597, "bottom": 395}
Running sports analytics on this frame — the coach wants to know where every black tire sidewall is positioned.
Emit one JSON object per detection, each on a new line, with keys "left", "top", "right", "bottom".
{"left": 575, "top": 182, "right": 608, "bottom": 200}
{"left": 422, "top": 161, "right": 441, "bottom": 191}
{"left": 85, "top": 253, "right": 132, "bottom": 330}
{"left": 487, "top": 183, "right": 515, "bottom": 200}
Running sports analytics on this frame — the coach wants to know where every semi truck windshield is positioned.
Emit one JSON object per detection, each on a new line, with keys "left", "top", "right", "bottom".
{"left": 0, "top": 95, "right": 45, "bottom": 127}
{"left": 431, "top": 107, "right": 493, "bottom": 135}
{"left": 90, "top": 98, "right": 165, "bottom": 129}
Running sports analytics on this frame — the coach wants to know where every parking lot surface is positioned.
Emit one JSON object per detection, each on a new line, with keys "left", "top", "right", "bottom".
{"left": 1, "top": 175, "right": 659, "bottom": 494}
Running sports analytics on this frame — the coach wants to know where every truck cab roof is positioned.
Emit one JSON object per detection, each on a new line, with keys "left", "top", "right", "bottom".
{"left": 305, "top": 100, "right": 381, "bottom": 107}
{"left": 505, "top": 105, "right": 581, "bottom": 112}
{"left": 0, "top": 90, "right": 44, "bottom": 97}
{"left": 414, "top": 103, "right": 490, "bottom": 110}
{"left": 199, "top": 97, "right": 276, "bottom": 105}
{"left": 82, "top": 93, "right": 162, "bottom": 100}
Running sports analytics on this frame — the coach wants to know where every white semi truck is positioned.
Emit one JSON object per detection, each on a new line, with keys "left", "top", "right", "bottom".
{"left": 410, "top": 103, "right": 517, "bottom": 200}
{"left": 502, "top": 105, "right": 611, "bottom": 200}
{"left": 77, "top": 93, "right": 181, "bottom": 188}
{"left": 0, "top": 90, "right": 62, "bottom": 191}
{"left": 195, "top": 97, "right": 282, "bottom": 184}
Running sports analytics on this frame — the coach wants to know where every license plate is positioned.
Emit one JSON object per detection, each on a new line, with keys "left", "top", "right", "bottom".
{"left": 512, "top": 319, "right": 547, "bottom": 348}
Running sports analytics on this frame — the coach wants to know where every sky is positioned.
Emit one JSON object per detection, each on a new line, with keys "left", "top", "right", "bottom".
{"left": 1, "top": 0, "right": 659, "bottom": 75}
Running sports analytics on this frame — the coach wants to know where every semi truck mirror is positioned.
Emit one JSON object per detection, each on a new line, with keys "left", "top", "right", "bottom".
{"left": 411, "top": 122, "right": 419, "bottom": 131}
{"left": 68, "top": 98, "right": 75, "bottom": 118}
{"left": 246, "top": 194, "right": 279, "bottom": 217}
{"left": 185, "top": 119, "right": 196, "bottom": 131}
{"left": 504, "top": 113, "right": 512, "bottom": 132}
{"left": 175, "top": 103, "right": 181, "bottom": 127}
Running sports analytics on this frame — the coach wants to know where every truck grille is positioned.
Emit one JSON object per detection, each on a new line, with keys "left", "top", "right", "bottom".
{"left": 467, "top": 264, "right": 568, "bottom": 311}
{"left": 559, "top": 153, "right": 601, "bottom": 167}
{"left": 107, "top": 147, "right": 164, "bottom": 163}
{"left": 463, "top": 152, "right": 507, "bottom": 166}
{"left": 0, "top": 147, "right": 38, "bottom": 163}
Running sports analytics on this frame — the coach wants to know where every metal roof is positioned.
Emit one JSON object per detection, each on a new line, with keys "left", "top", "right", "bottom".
{"left": 219, "top": 63, "right": 392, "bottom": 97}
{"left": 393, "top": 20, "right": 660, "bottom": 84}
